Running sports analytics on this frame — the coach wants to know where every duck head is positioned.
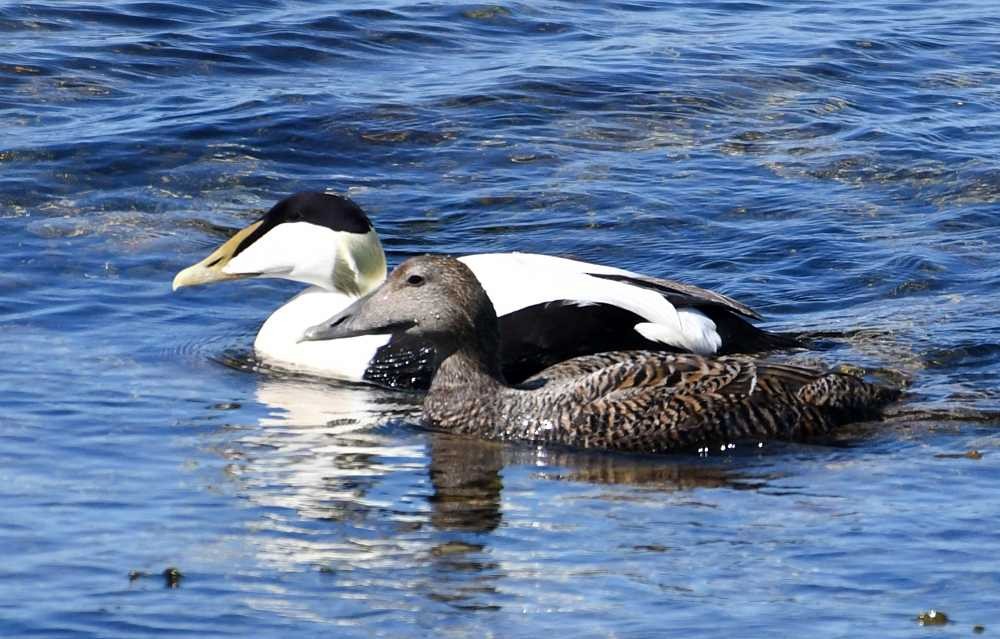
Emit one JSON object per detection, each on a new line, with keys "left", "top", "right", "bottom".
{"left": 301, "top": 256, "right": 501, "bottom": 362}
{"left": 172, "top": 192, "right": 387, "bottom": 295}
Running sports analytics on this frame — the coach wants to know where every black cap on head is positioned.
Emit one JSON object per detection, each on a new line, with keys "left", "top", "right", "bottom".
{"left": 268, "top": 192, "right": 373, "bottom": 233}
{"left": 233, "top": 192, "right": 373, "bottom": 257}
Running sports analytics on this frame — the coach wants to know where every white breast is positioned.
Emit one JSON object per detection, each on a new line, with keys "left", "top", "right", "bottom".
{"left": 253, "top": 287, "right": 391, "bottom": 381}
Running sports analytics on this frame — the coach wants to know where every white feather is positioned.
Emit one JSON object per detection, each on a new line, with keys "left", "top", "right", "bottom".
{"left": 634, "top": 311, "right": 721, "bottom": 355}
{"left": 460, "top": 253, "right": 723, "bottom": 355}
{"left": 254, "top": 287, "right": 390, "bottom": 381}
{"left": 226, "top": 223, "right": 343, "bottom": 290}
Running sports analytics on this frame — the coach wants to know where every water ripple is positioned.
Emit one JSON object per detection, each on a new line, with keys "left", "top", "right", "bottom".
{"left": 3, "top": 0, "right": 1000, "bottom": 636}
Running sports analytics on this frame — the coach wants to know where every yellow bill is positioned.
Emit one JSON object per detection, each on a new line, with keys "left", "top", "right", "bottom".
{"left": 172, "top": 220, "right": 262, "bottom": 291}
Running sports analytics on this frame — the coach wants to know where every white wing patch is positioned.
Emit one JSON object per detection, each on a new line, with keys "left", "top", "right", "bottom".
{"left": 460, "top": 252, "right": 723, "bottom": 355}
{"left": 634, "top": 309, "right": 721, "bottom": 355}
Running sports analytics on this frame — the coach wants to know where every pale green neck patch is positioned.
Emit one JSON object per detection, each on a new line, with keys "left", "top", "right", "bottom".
{"left": 334, "top": 229, "right": 387, "bottom": 296}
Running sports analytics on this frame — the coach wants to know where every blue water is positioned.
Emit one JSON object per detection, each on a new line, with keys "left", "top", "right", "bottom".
{"left": 3, "top": 1, "right": 999, "bottom": 636}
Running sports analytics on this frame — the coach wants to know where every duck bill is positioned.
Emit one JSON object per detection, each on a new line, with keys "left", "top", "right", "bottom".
{"left": 300, "top": 291, "right": 414, "bottom": 342}
{"left": 172, "top": 220, "right": 263, "bottom": 291}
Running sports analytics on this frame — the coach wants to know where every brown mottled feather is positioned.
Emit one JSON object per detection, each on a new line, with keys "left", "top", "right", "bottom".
{"left": 429, "top": 350, "right": 898, "bottom": 453}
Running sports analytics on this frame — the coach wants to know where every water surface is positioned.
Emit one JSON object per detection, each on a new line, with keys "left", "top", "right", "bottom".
{"left": 2, "top": 1, "right": 999, "bottom": 636}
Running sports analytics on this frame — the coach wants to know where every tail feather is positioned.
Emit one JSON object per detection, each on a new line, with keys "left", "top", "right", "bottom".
{"left": 746, "top": 358, "right": 901, "bottom": 426}
{"left": 797, "top": 371, "right": 901, "bottom": 417}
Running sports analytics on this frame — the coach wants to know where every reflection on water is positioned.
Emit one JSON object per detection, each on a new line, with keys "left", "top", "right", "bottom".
{"left": 205, "top": 369, "right": 999, "bottom": 631}
{"left": 215, "top": 374, "right": 788, "bottom": 621}
{"left": 244, "top": 377, "right": 772, "bottom": 521}
{"left": 254, "top": 376, "right": 419, "bottom": 427}
{"left": 427, "top": 434, "right": 505, "bottom": 533}
{"left": 226, "top": 378, "right": 420, "bottom": 523}
{"left": 227, "top": 375, "right": 773, "bottom": 560}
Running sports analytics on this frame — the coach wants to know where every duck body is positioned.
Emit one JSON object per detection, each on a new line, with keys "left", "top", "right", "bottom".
{"left": 303, "top": 256, "right": 899, "bottom": 454}
{"left": 425, "top": 351, "right": 896, "bottom": 453}
{"left": 174, "top": 192, "right": 798, "bottom": 390}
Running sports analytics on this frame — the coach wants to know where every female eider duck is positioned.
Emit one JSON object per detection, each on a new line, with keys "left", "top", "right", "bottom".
{"left": 301, "top": 256, "right": 898, "bottom": 453}
{"left": 173, "top": 192, "right": 798, "bottom": 390}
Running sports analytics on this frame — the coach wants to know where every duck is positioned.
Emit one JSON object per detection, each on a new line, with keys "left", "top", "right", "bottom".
{"left": 301, "top": 256, "right": 899, "bottom": 453}
{"left": 173, "top": 191, "right": 799, "bottom": 390}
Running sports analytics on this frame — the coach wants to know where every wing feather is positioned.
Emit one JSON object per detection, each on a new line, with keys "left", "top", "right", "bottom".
{"left": 459, "top": 253, "right": 724, "bottom": 354}
{"left": 589, "top": 273, "right": 761, "bottom": 320}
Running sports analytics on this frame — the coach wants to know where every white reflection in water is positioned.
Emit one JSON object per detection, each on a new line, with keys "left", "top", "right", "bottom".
{"left": 254, "top": 376, "right": 419, "bottom": 428}
{"left": 221, "top": 377, "right": 513, "bottom": 618}
{"left": 225, "top": 378, "right": 424, "bottom": 558}
{"left": 205, "top": 372, "right": 785, "bottom": 623}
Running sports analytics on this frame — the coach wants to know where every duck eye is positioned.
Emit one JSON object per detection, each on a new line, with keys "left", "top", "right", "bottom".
{"left": 406, "top": 274, "right": 425, "bottom": 287}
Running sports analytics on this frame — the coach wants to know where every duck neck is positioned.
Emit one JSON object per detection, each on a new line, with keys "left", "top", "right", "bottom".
{"left": 434, "top": 345, "right": 506, "bottom": 391}
{"left": 424, "top": 337, "right": 508, "bottom": 434}
{"left": 330, "top": 230, "right": 388, "bottom": 296}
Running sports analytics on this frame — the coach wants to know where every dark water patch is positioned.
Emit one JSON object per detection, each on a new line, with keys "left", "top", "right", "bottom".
{"left": 239, "top": 42, "right": 353, "bottom": 66}
{"left": 107, "top": 38, "right": 255, "bottom": 67}
{"left": 924, "top": 343, "right": 1000, "bottom": 370}
{"left": 933, "top": 168, "right": 1000, "bottom": 206}
{"left": 0, "top": 15, "right": 73, "bottom": 33}
{"left": 0, "top": 62, "right": 49, "bottom": 77}
{"left": 126, "top": 2, "right": 223, "bottom": 21}
{"left": 301, "top": 15, "right": 357, "bottom": 34}
{"left": 16, "top": 4, "right": 183, "bottom": 29}
{"left": 459, "top": 5, "right": 513, "bottom": 21}
{"left": 342, "top": 8, "right": 406, "bottom": 21}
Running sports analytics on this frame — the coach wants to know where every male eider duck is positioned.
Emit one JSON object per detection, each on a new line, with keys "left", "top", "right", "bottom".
{"left": 173, "top": 192, "right": 798, "bottom": 390}
{"left": 301, "top": 256, "right": 899, "bottom": 453}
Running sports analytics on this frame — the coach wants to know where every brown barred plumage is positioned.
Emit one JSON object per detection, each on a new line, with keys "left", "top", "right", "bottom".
{"left": 305, "top": 256, "right": 900, "bottom": 454}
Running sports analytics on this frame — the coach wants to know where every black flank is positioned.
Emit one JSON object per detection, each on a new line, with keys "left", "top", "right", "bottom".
{"left": 364, "top": 334, "right": 437, "bottom": 390}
